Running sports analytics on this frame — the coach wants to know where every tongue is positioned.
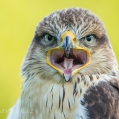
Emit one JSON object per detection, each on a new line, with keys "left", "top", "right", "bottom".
{"left": 63, "top": 57, "right": 74, "bottom": 69}
{"left": 63, "top": 57, "right": 74, "bottom": 82}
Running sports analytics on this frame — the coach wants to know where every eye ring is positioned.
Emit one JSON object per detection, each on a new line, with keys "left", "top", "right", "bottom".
{"left": 84, "top": 35, "right": 96, "bottom": 46}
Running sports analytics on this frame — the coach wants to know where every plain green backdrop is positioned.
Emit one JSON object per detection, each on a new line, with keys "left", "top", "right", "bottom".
{"left": 0, "top": 0, "right": 119, "bottom": 118}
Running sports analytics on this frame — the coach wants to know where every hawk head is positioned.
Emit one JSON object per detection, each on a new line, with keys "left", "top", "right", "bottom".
{"left": 21, "top": 8, "right": 118, "bottom": 84}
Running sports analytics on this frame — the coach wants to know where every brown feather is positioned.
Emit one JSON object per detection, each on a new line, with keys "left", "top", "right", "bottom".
{"left": 82, "top": 78, "right": 119, "bottom": 119}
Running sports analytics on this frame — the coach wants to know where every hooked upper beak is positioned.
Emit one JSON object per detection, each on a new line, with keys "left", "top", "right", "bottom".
{"left": 46, "top": 31, "right": 91, "bottom": 81}
{"left": 61, "top": 36, "right": 73, "bottom": 57}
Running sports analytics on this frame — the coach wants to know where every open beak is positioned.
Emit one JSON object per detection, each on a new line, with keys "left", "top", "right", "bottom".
{"left": 46, "top": 31, "right": 91, "bottom": 81}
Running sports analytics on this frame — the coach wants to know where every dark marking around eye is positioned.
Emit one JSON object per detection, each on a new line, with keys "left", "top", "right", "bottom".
{"left": 97, "top": 35, "right": 108, "bottom": 45}
{"left": 33, "top": 34, "right": 57, "bottom": 47}
{"left": 34, "top": 34, "right": 41, "bottom": 43}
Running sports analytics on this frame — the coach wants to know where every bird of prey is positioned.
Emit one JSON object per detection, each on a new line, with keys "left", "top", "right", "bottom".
{"left": 7, "top": 8, "right": 119, "bottom": 119}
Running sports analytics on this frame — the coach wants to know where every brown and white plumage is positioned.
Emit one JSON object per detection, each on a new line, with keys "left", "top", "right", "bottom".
{"left": 7, "top": 8, "right": 119, "bottom": 119}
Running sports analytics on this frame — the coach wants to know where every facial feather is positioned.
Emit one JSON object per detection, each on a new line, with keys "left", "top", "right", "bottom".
{"left": 21, "top": 8, "right": 118, "bottom": 83}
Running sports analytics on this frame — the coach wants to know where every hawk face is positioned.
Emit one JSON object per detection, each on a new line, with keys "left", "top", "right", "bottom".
{"left": 21, "top": 8, "right": 118, "bottom": 83}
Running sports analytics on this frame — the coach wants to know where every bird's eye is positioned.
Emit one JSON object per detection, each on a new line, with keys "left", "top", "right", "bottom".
{"left": 41, "top": 34, "right": 56, "bottom": 46}
{"left": 44, "top": 34, "right": 54, "bottom": 42}
{"left": 84, "top": 35, "right": 96, "bottom": 46}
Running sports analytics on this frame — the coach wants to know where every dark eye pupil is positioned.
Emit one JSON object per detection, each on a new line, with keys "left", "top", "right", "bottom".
{"left": 86, "top": 36, "right": 91, "bottom": 41}
{"left": 48, "top": 35, "right": 53, "bottom": 41}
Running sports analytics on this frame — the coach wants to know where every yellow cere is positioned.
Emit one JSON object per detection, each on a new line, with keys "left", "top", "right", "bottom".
{"left": 61, "top": 31, "right": 76, "bottom": 43}
{"left": 0, "top": 0, "right": 119, "bottom": 118}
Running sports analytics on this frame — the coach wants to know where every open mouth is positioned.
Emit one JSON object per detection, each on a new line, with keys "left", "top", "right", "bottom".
{"left": 46, "top": 31, "right": 91, "bottom": 81}
{"left": 48, "top": 48, "right": 89, "bottom": 80}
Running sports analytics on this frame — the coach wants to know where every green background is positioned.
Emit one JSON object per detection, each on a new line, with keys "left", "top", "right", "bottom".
{"left": 0, "top": 0, "right": 119, "bottom": 118}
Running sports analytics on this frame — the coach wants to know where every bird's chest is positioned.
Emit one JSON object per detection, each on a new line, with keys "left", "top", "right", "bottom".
{"left": 21, "top": 81, "right": 86, "bottom": 119}
{"left": 37, "top": 84, "right": 80, "bottom": 119}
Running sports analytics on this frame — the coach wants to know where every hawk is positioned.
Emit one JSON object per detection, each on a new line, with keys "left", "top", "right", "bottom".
{"left": 7, "top": 8, "right": 119, "bottom": 119}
